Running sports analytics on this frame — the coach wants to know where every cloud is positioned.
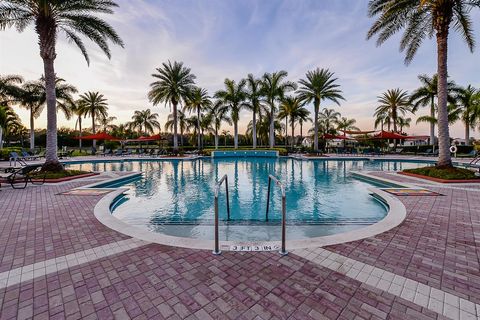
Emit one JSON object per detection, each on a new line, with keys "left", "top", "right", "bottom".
{"left": 1, "top": 0, "right": 480, "bottom": 139}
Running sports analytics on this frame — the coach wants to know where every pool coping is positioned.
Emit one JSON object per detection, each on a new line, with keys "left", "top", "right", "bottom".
{"left": 92, "top": 171, "right": 409, "bottom": 251}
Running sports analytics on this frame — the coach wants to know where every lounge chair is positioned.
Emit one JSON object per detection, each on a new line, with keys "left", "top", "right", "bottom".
{"left": 100, "top": 149, "right": 112, "bottom": 157}
{"left": 21, "top": 151, "right": 41, "bottom": 161}
{"left": 113, "top": 149, "right": 123, "bottom": 156}
{"left": 6, "top": 164, "right": 46, "bottom": 189}
{"left": 9, "top": 152, "right": 27, "bottom": 166}
{"left": 418, "top": 149, "right": 433, "bottom": 156}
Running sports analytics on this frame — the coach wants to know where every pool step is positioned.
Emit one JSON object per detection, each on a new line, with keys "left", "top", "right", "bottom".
{"left": 123, "top": 217, "right": 381, "bottom": 226}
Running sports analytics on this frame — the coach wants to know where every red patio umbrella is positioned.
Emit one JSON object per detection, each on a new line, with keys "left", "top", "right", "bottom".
{"left": 323, "top": 133, "right": 351, "bottom": 140}
{"left": 373, "top": 130, "right": 407, "bottom": 140}
{"left": 74, "top": 132, "right": 121, "bottom": 141}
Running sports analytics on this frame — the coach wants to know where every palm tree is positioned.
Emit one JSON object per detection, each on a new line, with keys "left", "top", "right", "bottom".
{"left": 336, "top": 117, "right": 359, "bottom": 148}
{"left": 397, "top": 117, "right": 412, "bottom": 133}
{"left": 374, "top": 110, "right": 392, "bottom": 131}
{"left": 209, "top": 101, "right": 232, "bottom": 149}
{"left": 18, "top": 81, "right": 43, "bottom": 151}
{"left": 410, "top": 74, "right": 457, "bottom": 145}
{"left": 97, "top": 116, "right": 118, "bottom": 132}
{"left": 71, "top": 100, "right": 86, "bottom": 149}
{"left": 319, "top": 108, "right": 341, "bottom": 135}
{"left": 129, "top": 109, "right": 160, "bottom": 135}
{"left": 165, "top": 109, "right": 189, "bottom": 146}
{"left": 184, "top": 87, "right": 211, "bottom": 149}
{"left": 221, "top": 130, "right": 230, "bottom": 147}
{"left": 367, "top": 0, "right": 480, "bottom": 167}
{"left": 298, "top": 68, "right": 345, "bottom": 152}
{"left": 0, "top": 105, "right": 21, "bottom": 149}
{"left": 278, "top": 96, "right": 306, "bottom": 147}
{"left": 79, "top": 91, "right": 109, "bottom": 149}
{"left": 244, "top": 74, "right": 265, "bottom": 148}
{"left": 0, "top": 75, "right": 23, "bottom": 105}
{"left": 374, "top": 89, "right": 412, "bottom": 148}
{"left": 215, "top": 78, "right": 247, "bottom": 149}
{"left": 1, "top": 0, "right": 124, "bottom": 171}
{"left": 261, "top": 71, "right": 296, "bottom": 148}
{"left": 296, "top": 108, "right": 312, "bottom": 143}
{"left": 148, "top": 61, "right": 196, "bottom": 152}
{"left": 455, "top": 85, "right": 480, "bottom": 145}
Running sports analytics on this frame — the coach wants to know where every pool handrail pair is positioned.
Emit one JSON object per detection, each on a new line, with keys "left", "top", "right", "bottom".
{"left": 212, "top": 174, "right": 287, "bottom": 256}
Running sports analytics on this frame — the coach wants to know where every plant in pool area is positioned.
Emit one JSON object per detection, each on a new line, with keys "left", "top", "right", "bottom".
{"left": 0, "top": 0, "right": 124, "bottom": 171}
{"left": 30, "top": 169, "right": 90, "bottom": 180}
{"left": 403, "top": 166, "right": 478, "bottom": 180}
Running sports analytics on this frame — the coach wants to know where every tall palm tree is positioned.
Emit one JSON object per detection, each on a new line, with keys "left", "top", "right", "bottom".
{"left": 319, "top": 108, "right": 341, "bottom": 135}
{"left": 1, "top": 0, "right": 124, "bottom": 171}
{"left": 298, "top": 68, "right": 345, "bottom": 152}
{"left": 148, "top": 61, "right": 196, "bottom": 152}
{"left": 244, "top": 74, "right": 265, "bottom": 148}
{"left": 454, "top": 85, "right": 480, "bottom": 145}
{"left": 374, "top": 89, "right": 412, "bottom": 148}
{"left": 184, "top": 87, "right": 211, "bottom": 149}
{"left": 209, "top": 101, "right": 232, "bottom": 149}
{"left": 79, "top": 91, "right": 109, "bottom": 149}
{"left": 410, "top": 74, "right": 457, "bottom": 145}
{"left": 215, "top": 78, "right": 247, "bottom": 149}
{"left": 367, "top": 0, "right": 480, "bottom": 167}
{"left": 129, "top": 109, "right": 160, "bottom": 135}
{"left": 261, "top": 71, "right": 296, "bottom": 148}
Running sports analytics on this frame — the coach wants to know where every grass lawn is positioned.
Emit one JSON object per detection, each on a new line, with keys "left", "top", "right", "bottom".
{"left": 32, "top": 170, "right": 91, "bottom": 180}
{"left": 403, "top": 166, "right": 479, "bottom": 180}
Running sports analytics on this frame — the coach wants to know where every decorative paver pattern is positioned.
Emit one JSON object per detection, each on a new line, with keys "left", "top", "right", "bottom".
{"left": 0, "top": 167, "right": 479, "bottom": 319}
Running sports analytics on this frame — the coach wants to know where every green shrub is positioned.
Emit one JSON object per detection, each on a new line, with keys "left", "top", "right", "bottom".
{"left": 0, "top": 147, "right": 22, "bottom": 160}
{"left": 403, "top": 166, "right": 478, "bottom": 180}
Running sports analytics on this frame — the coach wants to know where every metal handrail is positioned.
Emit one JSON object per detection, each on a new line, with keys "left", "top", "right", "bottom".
{"left": 265, "top": 175, "right": 288, "bottom": 255}
{"left": 213, "top": 174, "right": 230, "bottom": 255}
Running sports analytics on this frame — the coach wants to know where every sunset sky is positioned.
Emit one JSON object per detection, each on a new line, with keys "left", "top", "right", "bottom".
{"left": 1, "top": 0, "right": 479, "bottom": 138}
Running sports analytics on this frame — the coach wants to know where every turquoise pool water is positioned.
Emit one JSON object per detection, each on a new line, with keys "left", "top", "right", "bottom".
{"left": 66, "top": 158, "right": 429, "bottom": 240}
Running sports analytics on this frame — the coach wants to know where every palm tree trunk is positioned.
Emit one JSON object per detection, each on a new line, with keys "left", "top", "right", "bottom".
{"left": 465, "top": 121, "right": 470, "bottom": 146}
{"left": 0, "top": 127, "right": 3, "bottom": 149}
{"left": 78, "top": 117, "right": 83, "bottom": 149}
{"left": 291, "top": 118, "right": 295, "bottom": 148}
{"left": 215, "top": 127, "right": 219, "bottom": 149}
{"left": 430, "top": 99, "right": 435, "bottom": 146}
{"left": 43, "top": 57, "right": 62, "bottom": 171}
{"left": 29, "top": 109, "right": 35, "bottom": 151}
{"left": 313, "top": 98, "right": 319, "bottom": 152}
{"left": 197, "top": 108, "right": 201, "bottom": 149}
{"left": 234, "top": 120, "right": 238, "bottom": 149}
{"left": 300, "top": 122, "right": 303, "bottom": 142}
{"left": 252, "top": 109, "right": 257, "bottom": 149}
{"left": 172, "top": 101, "right": 179, "bottom": 151}
{"left": 436, "top": 33, "right": 452, "bottom": 167}
{"left": 285, "top": 117, "right": 288, "bottom": 147}
{"left": 269, "top": 102, "right": 275, "bottom": 148}
{"left": 92, "top": 114, "right": 96, "bottom": 150}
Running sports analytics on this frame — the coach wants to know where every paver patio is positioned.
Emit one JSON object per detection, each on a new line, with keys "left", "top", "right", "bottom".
{"left": 0, "top": 168, "right": 479, "bottom": 319}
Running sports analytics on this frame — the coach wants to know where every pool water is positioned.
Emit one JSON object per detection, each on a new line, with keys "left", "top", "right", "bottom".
{"left": 66, "top": 158, "right": 428, "bottom": 241}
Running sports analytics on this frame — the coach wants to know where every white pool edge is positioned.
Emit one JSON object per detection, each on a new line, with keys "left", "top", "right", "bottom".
{"left": 93, "top": 174, "right": 408, "bottom": 251}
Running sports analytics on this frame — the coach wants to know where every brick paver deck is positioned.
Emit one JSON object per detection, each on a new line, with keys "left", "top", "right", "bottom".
{"left": 0, "top": 169, "right": 479, "bottom": 319}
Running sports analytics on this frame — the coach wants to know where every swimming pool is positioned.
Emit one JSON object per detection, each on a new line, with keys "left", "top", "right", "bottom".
{"left": 66, "top": 158, "right": 428, "bottom": 242}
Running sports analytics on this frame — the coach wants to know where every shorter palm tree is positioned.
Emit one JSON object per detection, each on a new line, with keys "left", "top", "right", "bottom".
{"left": 0, "top": 105, "right": 21, "bottom": 149}
{"left": 71, "top": 100, "right": 86, "bottom": 149}
{"left": 209, "top": 102, "right": 232, "bottom": 149}
{"left": 79, "top": 91, "right": 109, "bottom": 149}
{"left": 97, "top": 116, "right": 118, "bottom": 133}
{"left": 278, "top": 96, "right": 307, "bottom": 147}
{"left": 184, "top": 87, "right": 211, "bottom": 149}
{"left": 319, "top": 108, "right": 341, "bottom": 135}
{"left": 129, "top": 109, "right": 160, "bottom": 135}
{"left": 245, "top": 74, "right": 265, "bottom": 148}
{"left": 336, "top": 117, "right": 359, "bottom": 148}
{"left": 455, "top": 85, "right": 480, "bottom": 144}
{"left": 165, "top": 109, "right": 188, "bottom": 146}
{"left": 396, "top": 117, "right": 412, "bottom": 133}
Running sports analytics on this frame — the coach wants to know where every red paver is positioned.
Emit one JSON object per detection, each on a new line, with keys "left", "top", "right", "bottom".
{"left": 0, "top": 171, "right": 478, "bottom": 319}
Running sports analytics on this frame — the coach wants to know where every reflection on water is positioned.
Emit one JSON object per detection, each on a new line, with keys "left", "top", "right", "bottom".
{"left": 67, "top": 158, "right": 425, "bottom": 228}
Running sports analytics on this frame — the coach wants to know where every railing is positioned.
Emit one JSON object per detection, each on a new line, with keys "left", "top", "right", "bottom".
{"left": 265, "top": 175, "right": 288, "bottom": 255}
{"left": 213, "top": 174, "right": 230, "bottom": 255}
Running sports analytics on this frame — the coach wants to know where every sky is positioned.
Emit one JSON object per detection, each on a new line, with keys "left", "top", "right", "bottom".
{"left": 1, "top": 0, "right": 480, "bottom": 139}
